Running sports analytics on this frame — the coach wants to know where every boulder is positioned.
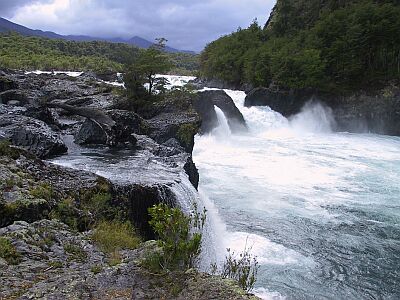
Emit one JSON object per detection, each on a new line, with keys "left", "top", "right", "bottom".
{"left": 75, "top": 118, "right": 108, "bottom": 145}
{"left": 194, "top": 90, "right": 248, "bottom": 133}
{"left": 0, "top": 110, "right": 67, "bottom": 158}
{"left": 192, "top": 92, "right": 219, "bottom": 133}
{"left": 0, "top": 75, "right": 17, "bottom": 92}
{"left": 147, "top": 112, "right": 200, "bottom": 153}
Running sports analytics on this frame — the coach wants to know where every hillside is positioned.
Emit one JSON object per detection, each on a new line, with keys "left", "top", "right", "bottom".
{"left": 0, "top": 17, "right": 194, "bottom": 54}
{"left": 200, "top": 0, "right": 400, "bottom": 93}
{"left": 0, "top": 32, "right": 199, "bottom": 74}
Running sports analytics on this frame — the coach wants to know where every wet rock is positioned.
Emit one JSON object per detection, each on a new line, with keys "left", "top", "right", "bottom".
{"left": 195, "top": 90, "right": 248, "bottom": 133}
{"left": 147, "top": 112, "right": 200, "bottom": 153}
{"left": 0, "top": 110, "right": 67, "bottom": 158}
{"left": 0, "top": 74, "right": 18, "bottom": 92}
{"left": 0, "top": 89, "right": 28, "bottom": 105}
{"left": 244, "top": 87, "right": 312, "bottom": 117}
{"left": 75, "top": 118, "right": 108, "bottom": 145}
{"left": 245, "top": 86, "right": 400, "bottom": 136}
{"left": 192, "top": 92, "right": 219, "bottom": 133}
{"left": 184, "top": 156, "right": 199, "bottom": 189}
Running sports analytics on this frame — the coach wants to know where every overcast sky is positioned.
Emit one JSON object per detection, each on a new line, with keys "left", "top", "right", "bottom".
{"left": 0, "top": 0, "right": 275, "bottom": 51}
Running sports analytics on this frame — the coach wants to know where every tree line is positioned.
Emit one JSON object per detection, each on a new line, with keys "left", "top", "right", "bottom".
{"left": 200, "top": 0, "right": 400, "bottom": 93}
{"left": 0, "top": 32, "right": 199, "bottom": 75}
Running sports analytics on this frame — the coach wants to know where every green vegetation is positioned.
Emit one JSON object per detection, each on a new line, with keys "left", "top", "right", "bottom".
{"left": 0, "top": 237, "right": 22, "bottom": 265}
{"left": 48, "top": 260, "right": 63, "bottom": 269}
{"left": 90, "top": 265, "right": 103, "bottom": 274}
{"left": 146, "top": 203, "right": 206, "bottom": 271}
{"left": 177, "top": 123, "right": 198, "bottom": 150}
{"left": 0, "top": 140, "right": 19, "bottom": 159}
{"left": 212, "top": 247, "right": 259, "bottom": 292}
{"left": 29, "top": 182, "right": 53, "bottom": 201}
{"left": 50, "top": 197, "right": 80, "bottom": 230}
{"left": 92, "top": 220, "right": 140, "bottom": 266}
{"left": 64, "top": 243, "right": 87, "bottom": 262}
{"left": 91, "top": 220, "right": 140, "bottom": 253}
{"left": 200, "top": 0, "right": 400, "bottom": 92}
{"left": 0, "top": 32, "right": 198, "bottom": 75}
{"left": 125, "top": 38, "right": 172, "bottom": 100}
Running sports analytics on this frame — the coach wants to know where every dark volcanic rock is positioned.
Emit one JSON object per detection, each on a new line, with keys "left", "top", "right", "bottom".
{"left": 75, "top": 118, "right": 108, "bottom": 145}
{"left": 0, "top": 74, "right": 18, "bottom": 92}
{"left": 147, "top": 112, "right": 201, "bottom": 153}
{"left": 245, "top": 87, "right": 312, "bottom": 117}
{"left": 245, "top": 85, "right": 400, "bottom": 136}
{"left": 184, "top": 156, "right": 199, "bottom": 189}
{"left": 192, "top": 92, "right": 219, "bottom": 133}
{"left": 0, "top": 89, "right": 28, "bottom": 106}
{"left": 196, "top": 90, "right": 247, "bottom": 133}
{"left": 0, "top": 107, "right": 67, "bottom": 158}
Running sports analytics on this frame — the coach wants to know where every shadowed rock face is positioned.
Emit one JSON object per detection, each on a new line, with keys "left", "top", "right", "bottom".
{"left": 194, "top": 90, "right": 248, "bottom": 134}
{"left": 245, "top": 87, "right": 312, "bottom": 117}
{"left": 245, "top": 86, "right": 400, "bottom": 136}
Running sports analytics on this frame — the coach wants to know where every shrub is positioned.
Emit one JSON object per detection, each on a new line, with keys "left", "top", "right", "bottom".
{"left": 0, "top": 140, "right": 19, "bottom": 159}
{"left": 91, "top": 265, "right": 103, "bottom": 274}
{"left": 0, "top": 237, "right": 22, "bottom": 265}
{"left": 177, "top": 123, "right": 198, "bottom": 150}
{"left": 92, "top": 220, "right": 140, "bottom": 254}
{"left": 212, "top": 246, "right": 259, "bottom": 292}
{"left": 64, "top": 243, "right": 87, "bottom": 262}
{"left": 147, "top": 202, "right": 206, "bottom": 271}
{"left": 29, "top": 182, "right": 53, "bottom": 201}
{"left": 50, "top": 197, "right": 80, "bottom": 230}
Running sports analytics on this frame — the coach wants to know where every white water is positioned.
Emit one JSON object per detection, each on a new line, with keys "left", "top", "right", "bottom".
{"left": 194, "top": 90, "right": 400, "bottom": 299}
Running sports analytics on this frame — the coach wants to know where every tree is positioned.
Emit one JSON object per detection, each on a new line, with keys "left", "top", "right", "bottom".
{"left": 134, "top": 38, "right": 172, "bottom": 95}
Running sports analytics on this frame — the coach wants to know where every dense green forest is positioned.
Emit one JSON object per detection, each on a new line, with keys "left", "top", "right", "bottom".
{"left": 0, "top": 32, "right": 199, "bottom": 75}
{"left": 200, "top": 0, "right": 400, "bottom": 92}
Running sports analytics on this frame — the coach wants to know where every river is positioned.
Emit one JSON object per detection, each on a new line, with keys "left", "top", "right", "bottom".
{"left": 194, "top": 89, "right": 400, "bottom": 299}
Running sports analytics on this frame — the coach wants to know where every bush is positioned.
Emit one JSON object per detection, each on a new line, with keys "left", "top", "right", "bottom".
{"left": 147, "top": 202, "right": 206, "bottom": 271}
{"left": 212, "top": 246, "right": 259, "bottom": 292}
{"left": 91, "top": 220, "right": 140, "bottom": 254}
{"left": 0, "top": 140, "right": 19, "bottom": 159}
{"left": 0, "top": 237, "right": 22, "bottom": 265}
{"left": 63, "top": 243, "right": 87, "bottom": 262}
{"left": 29, "top": 182, "right": 53, "bottom": 201}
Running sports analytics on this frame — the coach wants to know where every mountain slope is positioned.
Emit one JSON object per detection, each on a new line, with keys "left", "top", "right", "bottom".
{"left": 0, "top": 17, "right": 194, "bottom": 54}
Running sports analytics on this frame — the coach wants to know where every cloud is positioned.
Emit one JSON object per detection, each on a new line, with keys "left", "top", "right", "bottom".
{"left": 0, "top": 0, "right": 55, "bottom": 16}
{"left": 7, "top": 0, "right": 276, "bottom": 51}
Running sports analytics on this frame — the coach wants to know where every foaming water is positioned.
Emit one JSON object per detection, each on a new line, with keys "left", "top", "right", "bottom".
{"left": 194, "top": 90, "right": 400, "bottom": 299}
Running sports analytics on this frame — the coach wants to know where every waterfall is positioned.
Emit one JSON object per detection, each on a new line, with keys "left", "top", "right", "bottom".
{"left": 213, "top": 106, "right": 232, "bottom": 137}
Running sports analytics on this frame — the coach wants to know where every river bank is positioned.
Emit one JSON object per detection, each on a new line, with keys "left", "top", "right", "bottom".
{"left": 0, "top": 69, "right": 259, "bottom": 299}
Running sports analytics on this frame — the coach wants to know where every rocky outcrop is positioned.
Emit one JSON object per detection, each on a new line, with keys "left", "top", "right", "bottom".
{"left": 0, "top": 220, "right": 259, "bottom": 300}
{"left": 0, "top": 106, "right": 67, "bottom": 158}
{"left": 194, "top": 90, "right": 247, "bottom": 133}
{"left": 147, "top": 112, "right": 201, "bottom": 153}
{"left": 199, "top": 90, "right": 247, "bottom": 133}
{"left": 245, "top": 85, "right": 400, "bottom": 136}
{"left": 244, "top": 87, "right": 312, "bottom": 117}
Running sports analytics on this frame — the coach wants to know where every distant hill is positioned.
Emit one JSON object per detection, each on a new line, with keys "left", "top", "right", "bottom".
{"left": 0, "top": 17, "right": 195, "bottom": 54}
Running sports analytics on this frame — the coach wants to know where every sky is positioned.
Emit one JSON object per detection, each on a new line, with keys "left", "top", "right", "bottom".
{"left": 0, "top": 0, "right": 276, "bottom": 51}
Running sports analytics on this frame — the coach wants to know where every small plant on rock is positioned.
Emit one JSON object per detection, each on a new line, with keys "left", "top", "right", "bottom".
{"left": 211, "top": 244, "right": 259, "bottom": 292}
{"left": 0, "top": 237, "right": 22, "bottom": 265}
{"left": 0, "top": 140, "right": 19, "bottom": 159}
{"left": 92, "top": 220, "right": 140, "bottom": 266}
{"left": 147, "top": 202, "right": 206, "bottom": 271}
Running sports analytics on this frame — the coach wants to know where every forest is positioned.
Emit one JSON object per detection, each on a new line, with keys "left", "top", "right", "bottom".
{"left": 0, "top": 32, "right": 199, "bottom": 75}
{"left": 200, "top": 0, "right": 400, "bottom": 92}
